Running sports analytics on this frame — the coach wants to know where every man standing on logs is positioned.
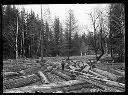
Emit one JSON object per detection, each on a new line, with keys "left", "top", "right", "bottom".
{"left": 61, "top": 60, "right": 65, "bottom": 70}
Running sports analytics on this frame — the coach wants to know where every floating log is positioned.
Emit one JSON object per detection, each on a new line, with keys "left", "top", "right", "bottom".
{"left": 3, "top": 74, "right": 40, "bottom": 90}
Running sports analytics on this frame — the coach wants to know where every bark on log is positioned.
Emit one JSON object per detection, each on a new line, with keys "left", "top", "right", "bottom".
{"left": 88, "top": 70, "right": 108, "bottom": 79}
{"left": 68, "top": 69, "right": 125, "bottom": 90}
{"left": 3, "top": 72, "right": 20, "bottom": 78}
{"left": 20, "top": 66, "right": 40, "bottom": 75}
{"left": 8, "top": 64, "right": 26, "bottom": 72}
{"left": 56, "top": 69, "right": 76, "bottom": 79}
{"left": 113, "top": 69, "right": 125, "bottom": 76}
{"left": 3, "top": 80, "right": 92, "bottom": 93}
{"left": 3, "top": 74, "right": 40, "bottom": 90}
{"left": 20, "top": 65, "right": 48, "bottom": 75}
{"left": 93, "top": 68, "right": 120, "bottom": 81}
{"left": 51, "top": 69, "right": 72, "bottom": 80}
{"left": 38, "top": 71, "right": 49, "bottom": 84}
{"left": 77, "top": 75, "right": 124, "bottom": 92}
{"left": 96, "top": 66, "right": 125, "bottom": 76}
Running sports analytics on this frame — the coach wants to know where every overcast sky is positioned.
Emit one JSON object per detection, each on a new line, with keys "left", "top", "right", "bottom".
{"left": 16, "top": 4, "right": 109, "bottom": 35}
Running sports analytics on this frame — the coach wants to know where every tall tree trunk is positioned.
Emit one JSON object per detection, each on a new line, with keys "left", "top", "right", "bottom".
{"left": 110, "top": 47, "right": 113, "bottom": 58}
{"left": 21, "top": 37, "right": 22, "bottom": 58}
{"left": 68, "top": 14, "right": 72, "bottom": 60}
{"left": 95, "top": 50, "right": 98, "bottom": 60}
{"left": 22, "top": 28, "right": 25, "bottom": 58}
{"left": 16, "top": 17, "right": 18, "bottom": 61}
{"left": 40, "top": 5, "right": 44, "bottom": 62}
{"left": 29, "top": 45, "right": 31, "bottom": 58}
{"left": 96, "top": 29, "right": 104, "bottom": 61}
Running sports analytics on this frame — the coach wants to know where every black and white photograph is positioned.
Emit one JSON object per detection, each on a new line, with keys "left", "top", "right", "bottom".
{"left": 2, "top": 4, "right": 125, "bottom": 93}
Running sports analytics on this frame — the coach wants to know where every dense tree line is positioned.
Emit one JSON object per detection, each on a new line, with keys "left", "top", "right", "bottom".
{"left": 2, "top": 5, "right": 81, "bottom": 59}
{"left": 2, "top": 4, "right": 125, "bottom": 62}
{"left": 108, "top": 4, "right": 125, "bottom": 61}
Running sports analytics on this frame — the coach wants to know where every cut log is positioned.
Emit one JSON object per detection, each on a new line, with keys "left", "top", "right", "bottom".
{"left": 68, "top": 69, "right": 125, "bottom": 90}
{"left": 3, "top": 74, "right": 40, "bottom": 90}
{"left": 81, "top": 64, "right": 90, "bottom": 72}
{"left": 3, "top": 72, "right": 20, "bottom": 78}
{"left": 38, "top": 71, "right": 49, "bottom": 84}
{"left": 3, "top": 80, "right": 92, "bottom": 93}
{"left": 20, "top": 66, "right": 40, "bottom": 75}
{"left": 93, "top": 68, "right": 120, "bottom": 81}
{"left": 116, "top": 76, "right": 125, "bottom": 84}
{"left": 88, "top": 70, "right": 108, "bottom": 79}
{"left": 96, "top": 66, "right": 125, "bottom": 76}
{"left": 56, "top": 69, "right": 76, "bottom": 79}
{"left": 8, "top": 64, "right": 26, "bottom": 72}
{"left": 77, "top": 75, "right": 124, "bottom": 92}
{"left": 51, "top": 69, "right": 72, "bottom": 80}
{"left": 113, "top": 69, "right": 125, "bottom": 76}
{"left": 88, "top": 75, "right": 125, "bottom": 89}
{"left": 105, "top": 79, "right": 125, "bottom": 88}
{"left": 42, "top": 65, "right": 53, "bottom": 72}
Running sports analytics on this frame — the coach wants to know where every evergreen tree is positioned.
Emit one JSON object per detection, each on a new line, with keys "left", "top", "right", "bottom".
{"left": 65, "top": 9, "right": 78, "bottom": 59}
{"left": 108, "top": 4, "right": 125, "bottom": 62}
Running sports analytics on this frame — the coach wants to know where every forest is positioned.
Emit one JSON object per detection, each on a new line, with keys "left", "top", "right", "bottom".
{"left": 2, "top": 4, "right": 125, "bottom": 93}
{"left": 2, "top": 4, "right": 125, "bottom": 62}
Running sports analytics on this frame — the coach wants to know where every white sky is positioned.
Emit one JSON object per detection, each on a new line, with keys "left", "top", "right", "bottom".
{"left": 16, "top": 4, "right": 109, "bottom": 35}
